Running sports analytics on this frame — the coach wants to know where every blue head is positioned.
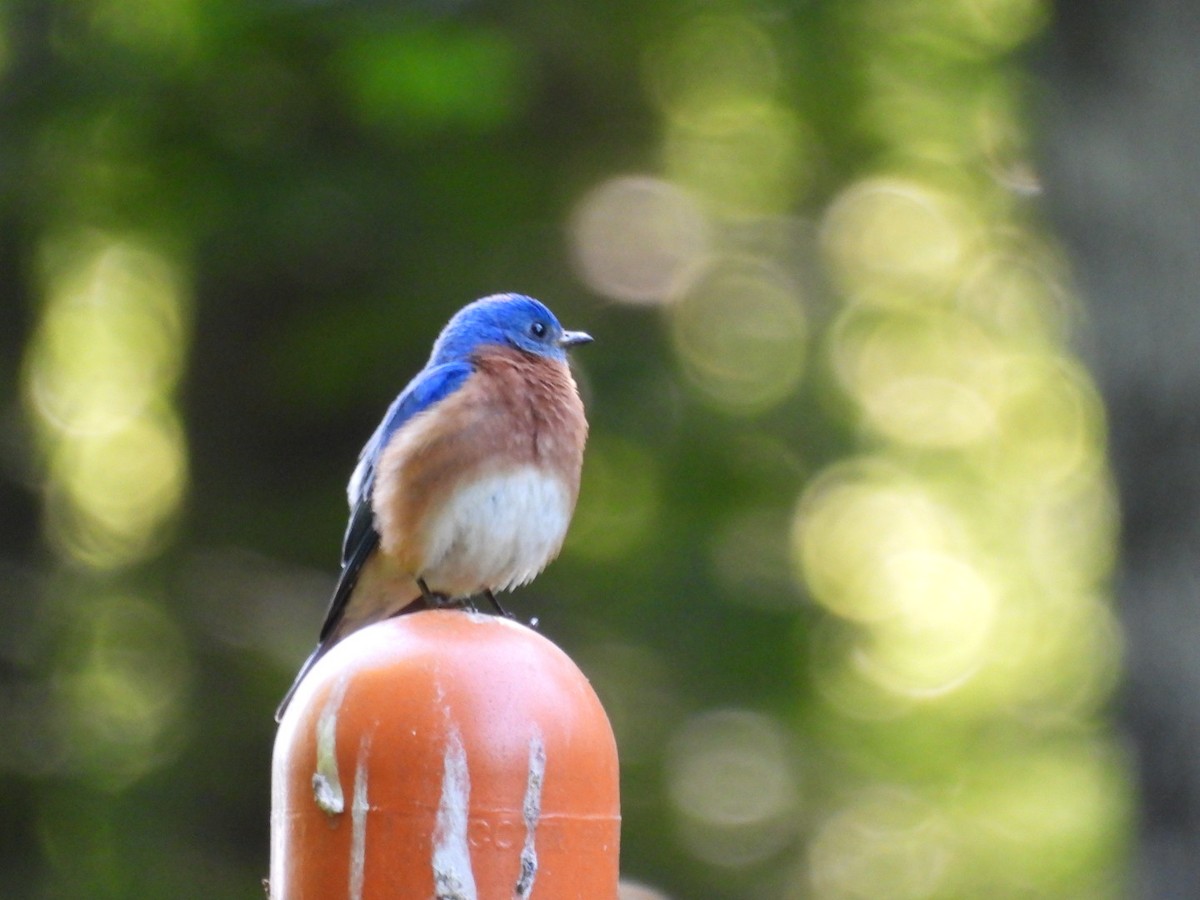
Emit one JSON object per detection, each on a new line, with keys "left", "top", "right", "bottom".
{"left": 429, "top": 293, "right": 592, "bottom": 365}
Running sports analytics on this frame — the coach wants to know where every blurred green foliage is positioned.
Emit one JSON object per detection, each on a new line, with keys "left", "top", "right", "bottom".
{"left": 0, "top": 0, "right": 1129, "bottom": 898}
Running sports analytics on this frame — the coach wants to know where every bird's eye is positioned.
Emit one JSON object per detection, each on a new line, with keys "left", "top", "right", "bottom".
{"left": 529, "top": 321, "right": 547, "bottom": 338}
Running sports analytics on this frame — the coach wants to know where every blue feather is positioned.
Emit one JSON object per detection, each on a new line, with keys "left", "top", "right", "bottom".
{"left": 338, "top": 362, "right": 471, "bottom": 568}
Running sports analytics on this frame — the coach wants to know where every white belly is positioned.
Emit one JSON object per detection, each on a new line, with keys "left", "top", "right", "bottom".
{"left": 420, "top": 465, "right": 573, "bottom": 597}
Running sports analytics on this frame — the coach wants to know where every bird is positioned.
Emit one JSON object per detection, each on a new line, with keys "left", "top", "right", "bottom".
{"left": 275, "top": 293, "right": 592, "bottom": 721}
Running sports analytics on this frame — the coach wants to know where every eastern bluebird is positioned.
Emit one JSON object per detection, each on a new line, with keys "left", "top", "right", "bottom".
{"left": 275, "top": 293, "right": 592, "bottom": 720}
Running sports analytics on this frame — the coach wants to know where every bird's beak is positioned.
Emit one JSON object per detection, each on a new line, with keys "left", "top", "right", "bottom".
{"left": 558, "top": 330, "right": 594, "bottom": 348}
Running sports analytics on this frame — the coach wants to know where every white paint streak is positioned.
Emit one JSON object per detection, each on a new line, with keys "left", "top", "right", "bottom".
{"left": 514, "top": 732, "right": 546, "bottom": 899}
{"left": 348, "top": 735, "right": 371, "bottom": 900}
{"left": 433, "top": 726, "right": 477, "bottom": 900}
{"left": 423, "top": 466, "right": 572, "bottom": 593}
{"left": 312, "top": 676, "right": 351, "bottom": 814}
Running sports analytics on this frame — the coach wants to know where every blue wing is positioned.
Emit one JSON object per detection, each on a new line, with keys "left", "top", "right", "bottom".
{"left": 274, "top": 361, "right": 473, "bottom": 721}
{"left": 328, "top": 360, "right": 473, "bottom": 634}
{"left": 338, "top": 361, "right": 473, "bottom": 571}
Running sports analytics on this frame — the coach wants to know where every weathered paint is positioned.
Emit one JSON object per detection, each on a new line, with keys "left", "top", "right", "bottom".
{"left": 348, "top": 734, "right": 371, "bottom": 900}
{"left": 271, "top": 614, "right": 621, "bottom": 899}
{"left": 312, "top": 676, "right": 350, "bottom": 814}
{"left": 514, "top": 732, "right": 546, "bottom": 899}
{"left": 432, "top": 726, "right": 477, "bottom": 900}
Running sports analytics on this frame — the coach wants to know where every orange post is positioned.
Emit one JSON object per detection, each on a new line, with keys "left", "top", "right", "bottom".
{"left": 269, "top": 610, "right": 620, "bottom": 899}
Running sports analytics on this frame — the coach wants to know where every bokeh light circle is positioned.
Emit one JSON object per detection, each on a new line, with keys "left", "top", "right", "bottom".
{"left": 570, "top": 175, "right": 711, "bottom": 305}
{"left": 666, "top": 708, "right": 800, "bottom": 867}
{"left": 670, "top": 256, "right": 807, "bottom": 414}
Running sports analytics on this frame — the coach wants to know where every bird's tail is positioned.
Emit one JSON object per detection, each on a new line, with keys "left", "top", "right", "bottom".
{"left": 273, "top": 593, "right": 429, "bottom": 722}
{"left": 274, "top": 643, "right": 326, "bottom": 723}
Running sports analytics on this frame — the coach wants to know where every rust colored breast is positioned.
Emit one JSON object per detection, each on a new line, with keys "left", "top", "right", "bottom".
{"left": 469, "top": 346, "right": 589, "bottom": 478}
{"left": 372, "top": 346, "right": 588, "bottom": 575}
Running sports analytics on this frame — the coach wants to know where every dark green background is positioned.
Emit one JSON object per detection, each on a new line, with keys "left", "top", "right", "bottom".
{"left": 1, "top": 0, "right": 1173, "bottom": 897}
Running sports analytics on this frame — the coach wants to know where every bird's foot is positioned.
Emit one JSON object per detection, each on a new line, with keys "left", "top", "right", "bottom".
{"left": 482, "top": 589, "right": 515, "bottom": 619}
{"left": 416, "top": 577, "right": 453, "bottom": 609}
